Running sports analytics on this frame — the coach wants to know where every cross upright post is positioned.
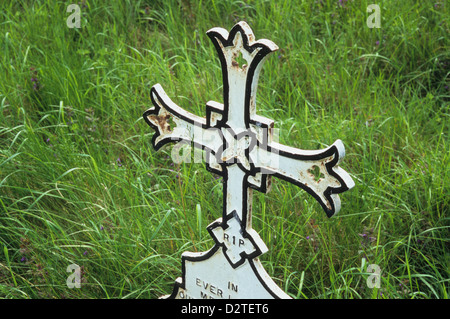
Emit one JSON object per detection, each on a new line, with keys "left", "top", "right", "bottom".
{"left": 144, "top": 21, "right": 354, "bottom": 299}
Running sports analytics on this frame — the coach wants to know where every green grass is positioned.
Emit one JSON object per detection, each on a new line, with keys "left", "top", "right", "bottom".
{"left": 0, "top": 0, "right": 448, "bottom": 299}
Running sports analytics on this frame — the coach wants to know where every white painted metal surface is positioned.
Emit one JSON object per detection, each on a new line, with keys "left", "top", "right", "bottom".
{"left": 143, "top": 21, "right": 355, "bottom": 299}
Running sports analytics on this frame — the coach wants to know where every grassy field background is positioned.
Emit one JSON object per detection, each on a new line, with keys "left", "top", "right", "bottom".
{"left": 0, "top": 0, "right": 448, "bottom": 299}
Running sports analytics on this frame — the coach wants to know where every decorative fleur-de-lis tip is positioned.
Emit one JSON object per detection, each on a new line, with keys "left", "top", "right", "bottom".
{"left": 206, "top": 21, "right": 279, "bottom": 71}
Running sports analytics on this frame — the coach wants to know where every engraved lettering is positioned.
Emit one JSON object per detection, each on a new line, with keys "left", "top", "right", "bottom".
{"left": 228, "top": 281, "right": 238, "bottom": 293}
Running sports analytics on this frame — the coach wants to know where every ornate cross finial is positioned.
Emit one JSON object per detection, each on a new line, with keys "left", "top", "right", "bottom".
{"left": 144, "top": 21, "right": 354, "bottom": 299}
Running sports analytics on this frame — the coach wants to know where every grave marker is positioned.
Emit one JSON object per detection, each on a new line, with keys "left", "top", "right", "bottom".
{"left": 143, "top": 21, "right": 355, "bottom": 299}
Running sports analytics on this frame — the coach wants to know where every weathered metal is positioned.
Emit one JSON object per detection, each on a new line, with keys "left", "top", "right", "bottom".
{"left": 143, "top": 21, "right": 355, "bottom": 299}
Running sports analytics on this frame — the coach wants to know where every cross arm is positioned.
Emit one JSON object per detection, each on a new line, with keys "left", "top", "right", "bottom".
{"left": 251, "top": 139, "right": 355, "bottom": 217}
{"left": 143, "top": 84, "right": 223, "bottom": 155}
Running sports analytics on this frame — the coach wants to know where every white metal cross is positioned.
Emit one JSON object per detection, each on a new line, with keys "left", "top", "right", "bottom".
{"left": 144, "top": 21, "right": 354, "bottom": 299}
